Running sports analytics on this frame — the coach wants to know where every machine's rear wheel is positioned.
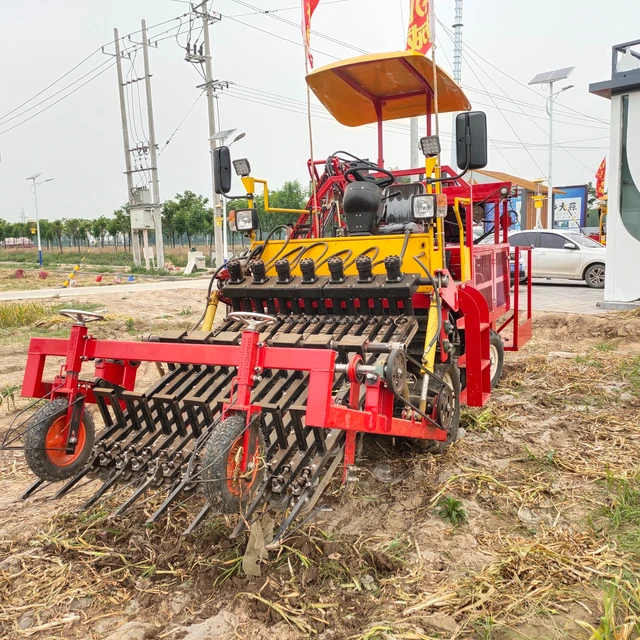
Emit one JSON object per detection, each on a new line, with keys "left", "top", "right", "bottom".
{"left": 24, "top": 398, "right": 95, "bottom": 482}
{"left": 489, "top": 329, "right": 505, "bottom": 389}
{"left": 202, "top": 413, "right": 265, "bottom": 514}
{"left": 423, "top": 362, "right": 461, "bottom": 454}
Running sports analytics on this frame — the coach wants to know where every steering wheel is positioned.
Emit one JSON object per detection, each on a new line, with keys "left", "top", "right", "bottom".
{"left": 58, "top": 309, "right": 105, "bottom": 326}
{"left": 343, "top": 163, "right": 396, "bottom": 189}
{"left": 228, "top": 311, "right": 277, "bottom": 332}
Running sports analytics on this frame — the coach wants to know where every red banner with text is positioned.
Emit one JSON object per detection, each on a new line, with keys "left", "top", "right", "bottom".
{"left": 406, "top": 0, "right": 433, "bottom": 55}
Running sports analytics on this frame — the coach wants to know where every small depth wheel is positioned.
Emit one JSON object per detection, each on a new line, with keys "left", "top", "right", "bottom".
{"left": 489, "top": 329, "right": 505, "bottom": 389}
{"left": 423, "top": 362, "right": 461, "bottom": 455}
{"left": 202, "top": 413, "right": 265, "bottom": 514}
{"left": 24, "top": 398, "right": 95, "bottom": 482}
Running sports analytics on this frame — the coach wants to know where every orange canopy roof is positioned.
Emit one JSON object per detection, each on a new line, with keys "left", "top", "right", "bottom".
{"left": 305, "top": 51, "right": 471, "bottom": 127}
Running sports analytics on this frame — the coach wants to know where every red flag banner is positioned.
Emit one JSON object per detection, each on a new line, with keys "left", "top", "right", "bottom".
{"left": 406, "top": 0, "right": 433, "bottom": 55}
{"left": 595, "top": 157, "right": 607, "bottom": 199}
{"left": 302, "top": 0, "right": 320, "bottom": 68}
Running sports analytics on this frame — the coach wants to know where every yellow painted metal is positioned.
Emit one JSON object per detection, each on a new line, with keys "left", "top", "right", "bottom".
{"left": 252, "top": 233, "right": 441, "bottom": 286}
{"left": 453, "top": 198, "right": 471, "bottom": 282}
{"left": 306, "top": 51, "right": 471, "bottom": 127}
{"left": 202, "top": 290, "right": 220, "bottom": 332}
{"left": 253, "top": 179, "right": 309, "bottom": 215}
{"left": 419, "top": 297, "right": 440, "bottom": 411}
{"left": 599, "top": 201, "right": 607, "bottom": 245}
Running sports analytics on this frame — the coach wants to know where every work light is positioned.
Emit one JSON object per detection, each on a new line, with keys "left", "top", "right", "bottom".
{"left": 419, "top": 136, "right": 441, "bottom": 158}
{"left": 233, "top": 158, "right": 251, "bottom": 177}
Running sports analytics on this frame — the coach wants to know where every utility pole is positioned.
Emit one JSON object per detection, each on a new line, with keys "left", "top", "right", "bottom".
{"left": 451, "top": 0, "right": 463, "bottom": 167}
{"left": 141, "top": 19, "right": 164, "bottom": 269}
{"left": 196, "top": 0, "right": 224, "bottom": 266}
{"left": 113, "top": 29, "right": 141, "bottom": 267}
{"left": 410, "top": 118, "right": 420, "bottom": 179}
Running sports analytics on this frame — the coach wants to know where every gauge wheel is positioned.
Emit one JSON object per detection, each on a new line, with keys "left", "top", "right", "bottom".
{"left": 423, "top": 362, "right": 461, "bottom": 455}
{"left": 489, "top": 329, "right": 505, "bottom": 389}
{"left": 585, "top": 263, "right": 605, "bottom": 289}
{"left": 202, "top": 413, "right": 265, "bottom": 514}
{"left": 24, "top": 398, "right": 95, "bottom": 482}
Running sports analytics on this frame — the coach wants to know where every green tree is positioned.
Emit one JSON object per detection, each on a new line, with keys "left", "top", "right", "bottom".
{"left": 51, "top": 220, "right": 64, "bottom": 253}
{"left": 106, "top": 218, "right": 120, "bottom": 252}
{"left": 63, "top": 218, "right": 83, "bottom": 253}
{"left": 91, "top": 216, "right": 109, "bottom": 252}
{"left": 162, "top": 191, "right": 210, "bottom": 249}
{"left": 113, "top": 208, "right": 131, "bottom": 251}
{"left": 39, "top": 219, "right": 55, "bottom": 251}
{"left": 162, "top": 202, "right": 177, "bottom": 248}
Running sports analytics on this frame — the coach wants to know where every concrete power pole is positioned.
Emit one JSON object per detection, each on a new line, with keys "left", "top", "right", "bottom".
{"left": 451, "top": 0, "right": 463, "bottom": 167}
{"left": 199, "top": 0, "right": 224, "bottom": 267}
{"left": 113, "top": 29, "right": 141, "bottom": 267}
{"left": 141, "top": 19, "right": 165, "bottom": 269}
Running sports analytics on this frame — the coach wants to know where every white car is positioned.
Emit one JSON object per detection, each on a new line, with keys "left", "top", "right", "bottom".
{"left": 506, "top": 229, "right": 606, "bottom": 288}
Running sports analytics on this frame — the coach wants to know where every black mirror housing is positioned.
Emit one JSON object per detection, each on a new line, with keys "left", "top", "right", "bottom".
{"left": 456, "top": 111, "right": 488, "bottom": 171}
{"left": 214, "top": 146, "right": 232, "bottom": 194}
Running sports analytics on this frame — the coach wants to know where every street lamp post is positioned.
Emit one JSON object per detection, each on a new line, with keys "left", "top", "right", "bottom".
{"left": 26, "top": 173, "right": 55, "bottom": 266}
{"left": 209, "top": 129, "right": 246, "bottom": 263}
{"left": 529, "top": 67, "right": 574, "bottom": 229}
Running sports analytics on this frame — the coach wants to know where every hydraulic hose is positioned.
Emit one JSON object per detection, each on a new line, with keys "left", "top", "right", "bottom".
{"left": 344, "top": 246, "right": 379, "bottom": 270}
{"left": 372, "top": 229, "right": 411, "bottom": 267}
{"left": 316, "top": 248, "right": 353, "bottom": 270}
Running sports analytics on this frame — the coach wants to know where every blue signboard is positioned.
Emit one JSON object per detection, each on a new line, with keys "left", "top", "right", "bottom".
{"left": 484, "top": 195, "right": 523, "bottom": 232}
{"left": 552, "top": 185, "right": 588, "bottom": 229}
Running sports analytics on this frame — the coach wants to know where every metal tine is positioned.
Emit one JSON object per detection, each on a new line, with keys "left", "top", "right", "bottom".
{"left": 110, "top": 469, "right": 160, "bottom": 517}
{"left": 146, "top": 474, "right": 192, "bottom": 523}
{"left": 182, "top": 503, "right": 211, "bottom": 536}
{"left": 81, "top": 471, "right": 124, "bottom": 510}
{"left": 21, "top": 478, "right": 47, "bottom": 500}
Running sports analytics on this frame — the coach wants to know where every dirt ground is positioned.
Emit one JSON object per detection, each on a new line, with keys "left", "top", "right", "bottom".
{"left": 1, "top": 289, "right": 640, "bottom": 640}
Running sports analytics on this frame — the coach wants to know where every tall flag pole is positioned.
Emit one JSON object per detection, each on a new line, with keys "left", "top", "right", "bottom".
{"left": 302, "top": 0, "right": 320, "bottom": 235}
{"left": 406, "top": 1, "right": 436, "bottom": 170}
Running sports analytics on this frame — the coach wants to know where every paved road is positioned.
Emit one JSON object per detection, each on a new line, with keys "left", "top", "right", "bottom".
{"left": 527, "top": 279, "right": 604, "bottom": 314}
{"left": 0, "top": 278, "right": 211, "bottom": 301}
{"left": 1, "top": 276, "right": 605, "bottom": 313}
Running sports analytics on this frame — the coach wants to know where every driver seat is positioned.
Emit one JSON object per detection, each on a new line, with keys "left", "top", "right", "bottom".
{"left": 343, "top": 181, "right": 383, "bottom": 235}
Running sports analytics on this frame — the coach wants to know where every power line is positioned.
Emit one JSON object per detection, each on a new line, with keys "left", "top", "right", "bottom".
{"left": 0, "top": 14, "right": 187, "bottom": 136}
{"left": 221, "top": 13, "right": 341, "bottom": 61}
{"left": 158, "top": 90, "right": 205, "bottom": 157}
{"left": 228, "top": 0, "right": 353, "bottom": 18}
{"left": 435, "top": 17, "right": 608, "bottom": 127}
{"left": 0, "top": 61, "right": 117, "bottom": 136}
{"left": 0, "top": 56, "right": 113, "bottom": 127}
{"left": 229, "top": 0, "right": 369, "bottom": 55}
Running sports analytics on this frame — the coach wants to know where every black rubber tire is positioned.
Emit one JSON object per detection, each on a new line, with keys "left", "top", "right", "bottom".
{"left": 489, "top": 329, "right": 505, "bottom": 389}
{"left": 201, "top": 413, "right": 265, "bottom": 514}
{"left": 24, "top": 398, "right": 95, "bottom": 482}
{"left": 585, "top": 263, "right": 605, "bottom": 289}
{"left": 423, "top": 361, "right": 461, "bottom": 455}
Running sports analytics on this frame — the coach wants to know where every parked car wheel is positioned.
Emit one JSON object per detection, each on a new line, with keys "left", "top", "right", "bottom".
{"left": 584, "top": 263, "right": 605, "bottom": 289}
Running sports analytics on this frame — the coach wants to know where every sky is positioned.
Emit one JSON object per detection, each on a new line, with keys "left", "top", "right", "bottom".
{"left": 0, "top": 0, "right": 638, "bottom": 224}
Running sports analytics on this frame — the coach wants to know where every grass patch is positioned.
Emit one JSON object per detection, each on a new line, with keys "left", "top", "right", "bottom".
{"left": 594, "top": 341, "right": 617, "bottom": 352}
{"left": 0, "top": 301, "right": 47, "bottom": 328}
{"left": 618, "top": 357, "right": 640, "bottom": 394}
{"left": 603, "top": 477, "right": 640, "bottom": 530}
{"left": 577, "top": 580, "right": 640, "bottom": 639}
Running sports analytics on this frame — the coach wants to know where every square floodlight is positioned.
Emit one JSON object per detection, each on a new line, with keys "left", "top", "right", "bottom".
{"left": 419, "top": 135, "right": 441, "bottom": 158}
{"left": 412, "top": 194, "right": 436, "bottom": 219}
{"left": 233, "top": 158, "right": 251, "bottom": 177}
{"left": 235, "top": 208, "right": 259, "bottom": 231}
